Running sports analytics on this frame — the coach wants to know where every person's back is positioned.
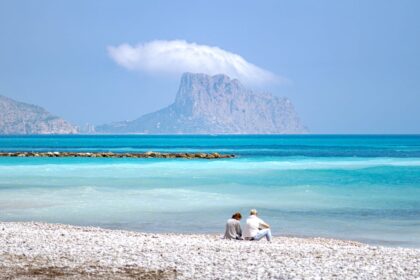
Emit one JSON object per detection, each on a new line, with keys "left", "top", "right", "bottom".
{"left": 223, "top": 212, "right": 242, "bottom": 240}
{"left": 243, "top": 209, "right": 272, "bottom": 241}
{"left": 243, "top": 215, "right": 263, "bottom": 238}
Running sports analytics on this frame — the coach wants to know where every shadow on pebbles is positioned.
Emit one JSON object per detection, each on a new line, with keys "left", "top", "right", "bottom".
{"left": 0, "top": 254, "right": 177, "bottom": 280}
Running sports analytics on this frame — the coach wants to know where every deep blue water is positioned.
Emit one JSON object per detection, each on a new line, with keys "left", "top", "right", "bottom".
{"left": 0, "top": 135, "right": 419, "bottom": 247}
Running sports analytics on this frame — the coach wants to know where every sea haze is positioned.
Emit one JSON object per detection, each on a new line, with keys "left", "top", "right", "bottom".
{"left": 0, "top": 135, "right": 419, "bottom": 247}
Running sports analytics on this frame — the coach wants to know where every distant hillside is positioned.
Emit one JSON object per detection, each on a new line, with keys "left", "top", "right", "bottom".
{"left": 0, "top": 95, "right": 78, "bottom": 134}
{"left": 97, "top": 73, "right": 307, "bottom": 134}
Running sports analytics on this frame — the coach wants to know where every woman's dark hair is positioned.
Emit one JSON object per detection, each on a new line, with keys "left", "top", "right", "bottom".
{"left": 232, "top": 212, "right": 242, "bottom": 219}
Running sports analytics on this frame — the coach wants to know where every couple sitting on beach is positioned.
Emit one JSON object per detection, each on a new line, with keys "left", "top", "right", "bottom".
{"left": 224, "top": 209, "right": 272, "bottom": 241}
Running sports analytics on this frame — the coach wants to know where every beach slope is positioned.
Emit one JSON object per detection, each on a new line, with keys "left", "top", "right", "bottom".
{"left": 1, "top": 222, "right": 419, "bottom": 279}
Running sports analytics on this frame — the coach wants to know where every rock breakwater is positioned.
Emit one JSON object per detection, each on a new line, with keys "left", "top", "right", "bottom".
{"left": 0, "top": 151, "right": 234, "bottom": 159}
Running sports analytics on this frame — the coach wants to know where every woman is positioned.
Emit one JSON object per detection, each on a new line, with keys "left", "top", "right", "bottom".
{"left": 223, "top": 212, "right": 243, "bottom": 240}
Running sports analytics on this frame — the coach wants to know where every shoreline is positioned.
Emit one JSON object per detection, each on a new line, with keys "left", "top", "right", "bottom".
{"left": 1, "top": 222, "right": 419, "bottom": 279}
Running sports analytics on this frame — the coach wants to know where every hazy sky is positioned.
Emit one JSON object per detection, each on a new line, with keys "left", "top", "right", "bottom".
{"left": 1, "top": 0, "right": 419, "bottom": 133}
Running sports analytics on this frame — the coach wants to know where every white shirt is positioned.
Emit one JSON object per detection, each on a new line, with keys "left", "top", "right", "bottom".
{"left": 243, "top": 215, "right": 266, "bottom": 238}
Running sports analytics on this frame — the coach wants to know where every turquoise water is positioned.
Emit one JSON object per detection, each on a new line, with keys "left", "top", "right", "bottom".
{"left": 0, "top": 135, "right": 419, "bottom": 247}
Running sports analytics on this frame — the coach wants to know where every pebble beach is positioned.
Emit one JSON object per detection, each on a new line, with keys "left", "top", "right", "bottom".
{"left": 1, "top": 222, "right": 419, "bottom": 279}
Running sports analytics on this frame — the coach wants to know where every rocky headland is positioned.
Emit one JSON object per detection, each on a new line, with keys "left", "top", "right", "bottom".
{"left": 0, "top": 73, "right": 307, "bottom": 135}
{"left": 0, "top": 95, "right": 78, "bottom": 134}
{"left": 97, "top": 73, "right": 307, "bottom": 134}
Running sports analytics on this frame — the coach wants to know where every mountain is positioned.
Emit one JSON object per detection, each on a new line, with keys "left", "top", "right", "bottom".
{"left": 96, "top": 73, "right": 307, "bottom": 134}
{"left": 0, "top": 95, "right": 78, "bottom": 134}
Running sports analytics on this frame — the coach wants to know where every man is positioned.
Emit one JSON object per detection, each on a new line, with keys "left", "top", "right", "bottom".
{"left": 223, "top": 212, "right": 243, "bottom": 240}
{"left": 243, "top": 209, "right": 272, "bottom": 242}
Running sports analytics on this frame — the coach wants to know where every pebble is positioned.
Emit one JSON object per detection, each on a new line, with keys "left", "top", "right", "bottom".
{"left": 0, "top": 222, "right": 419, "bottom": 279}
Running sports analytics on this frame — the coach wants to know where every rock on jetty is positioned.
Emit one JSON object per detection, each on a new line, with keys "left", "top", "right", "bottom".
{"left": 1, "top": 222, "right": 419, "bottom": 279}
{"left": 0, "top": 151, "right": 234, "bottom": 159}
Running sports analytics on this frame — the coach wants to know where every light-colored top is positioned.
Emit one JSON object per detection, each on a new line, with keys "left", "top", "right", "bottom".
{"left": 243, "top": 215, "right": 267, "bottom": 238}
{"left": 223, "top": 218, "right": 242, "bottom": 240}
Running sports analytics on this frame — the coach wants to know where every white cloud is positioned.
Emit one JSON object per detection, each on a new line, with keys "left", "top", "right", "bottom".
{"left": 107, "top": 40, "right": 280, "bottom": 85}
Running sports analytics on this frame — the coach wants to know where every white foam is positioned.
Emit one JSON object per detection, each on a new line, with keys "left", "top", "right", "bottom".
{"left": 0, "top": 157, "right": 419, "bottom": 178}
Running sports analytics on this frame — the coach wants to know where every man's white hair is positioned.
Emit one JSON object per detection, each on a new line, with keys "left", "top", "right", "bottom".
{"left": 250, "top": 209, "right": 258, "bottom": 215}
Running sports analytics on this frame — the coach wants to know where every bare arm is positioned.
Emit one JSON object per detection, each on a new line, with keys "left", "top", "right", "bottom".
{"left": 260, "top": 222, "right": 270, "bottom": 229}
{"left": 259, "top": 218, "right": 270, "bottom": 229}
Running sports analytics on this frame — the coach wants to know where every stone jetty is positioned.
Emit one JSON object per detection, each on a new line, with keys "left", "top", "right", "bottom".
{"left": 0, "top": 151, "right": 234, "bottom": 159}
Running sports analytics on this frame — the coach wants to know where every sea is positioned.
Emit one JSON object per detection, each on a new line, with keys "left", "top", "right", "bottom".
{"left": 0, "top": 135, "right": 419, "bottom": 247}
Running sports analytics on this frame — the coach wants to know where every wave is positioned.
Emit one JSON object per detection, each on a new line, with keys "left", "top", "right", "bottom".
{"left": 0, "top": 157, "right": 419, "bottom": 177}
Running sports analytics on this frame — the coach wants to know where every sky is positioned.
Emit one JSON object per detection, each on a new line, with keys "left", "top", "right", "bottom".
{"left": 0, "top": 0, "right": 419, "bottom": 133}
